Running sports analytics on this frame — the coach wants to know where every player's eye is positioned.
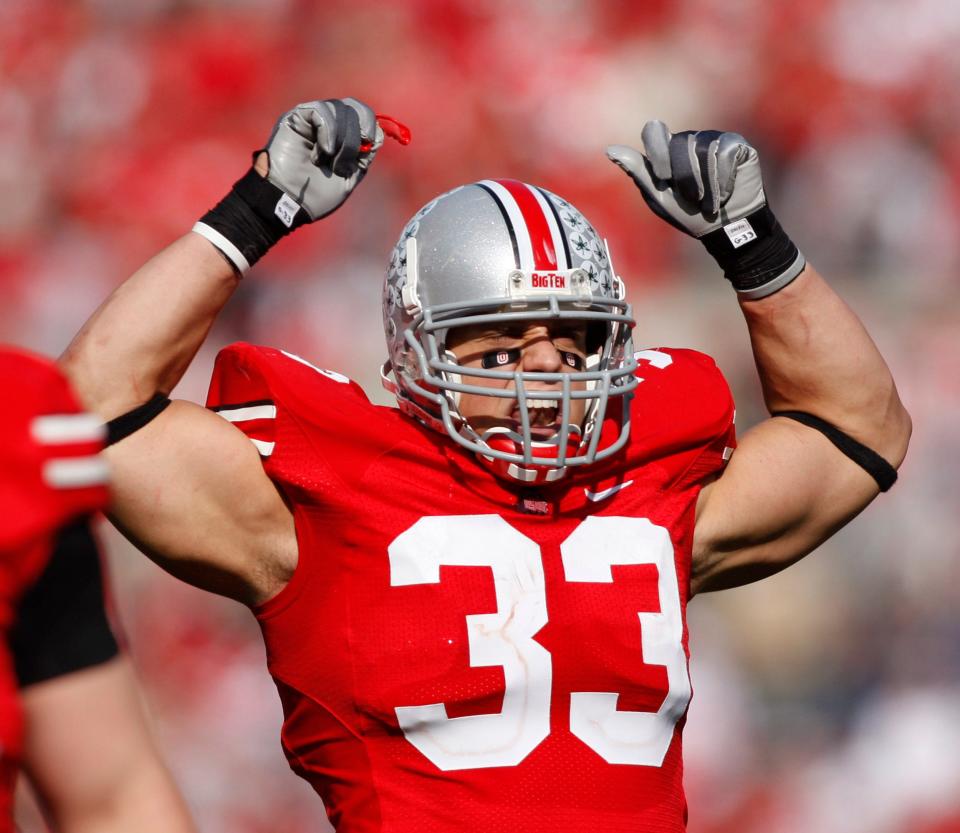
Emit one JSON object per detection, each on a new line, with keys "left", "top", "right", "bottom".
{"left": 481, "top": 348, "right": 521, "bottom": 368}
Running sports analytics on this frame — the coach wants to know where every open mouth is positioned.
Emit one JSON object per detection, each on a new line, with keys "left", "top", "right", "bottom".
{"left": 465, "top": 393, "right": 584, "bottom": 445}
{"left": 511, "top": 397, "right": 560, "bottom": 431}
{"left": 503, "top": 397, "right": 585, "bottom": 442}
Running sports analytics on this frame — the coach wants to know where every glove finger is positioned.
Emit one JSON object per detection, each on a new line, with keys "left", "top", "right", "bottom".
{"left": 605, "top": 144, "right": 658, "bottom": 195}
{"left": 606, "top": 144, "right": 693, "bottom": 235}
{"left": 356, "top": 123, "right": 384, "bottom": 171}
{"left": 290, "top": 101, "right": 337, "bottom": 156}
{"left": 341, "top": 97, "right": 384, "bottom": 172}
{"left": 640, "top": 120, "right": 673, "bottom": 180}
{"left": 715, "top": 132, "right": 750, "bottom": 205}
{"left": 669, "top": 131, "right": 704, "bottom": 206}
{"left": 328, "top": 100, "right": 362, "bottom": 177}
{"left": 341, "top": 97, "right": 383, "bottom": 151}
{"left": 694, "top": 130, "right": 724, "bottom": 216}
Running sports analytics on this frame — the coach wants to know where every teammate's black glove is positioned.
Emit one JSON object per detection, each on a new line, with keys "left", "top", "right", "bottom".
{"left": 607, "top": 121, "right": 805, "bottom": 299}
{"left": 195, "top": 98, "right": 383, "bottom": 273}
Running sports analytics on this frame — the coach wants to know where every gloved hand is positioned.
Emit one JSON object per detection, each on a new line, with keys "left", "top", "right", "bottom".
{"left": 607, "top": 120, "right": 805, "bottom": 299}
{"left": 262, "top": 98, "right": 384, "bottom": 222}
{"left": 195, "top": 97, "right": 385, "bottom": 273}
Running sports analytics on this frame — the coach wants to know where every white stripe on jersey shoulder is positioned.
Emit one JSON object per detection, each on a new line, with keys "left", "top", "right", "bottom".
{"left": 527, "top": 186, "right": 570, "bottom": 270}
{"left": 280, "top": 350, "right": 350, "bottom": 384}
{"left": 31, "top": 413, "right": 105, "bottom": 445}
{"left": 478, "top": 180, "right": 535, "bottom": 272}
{"left": 250, "top": 438, "right": 275, "bottom": 457}
{"left": 216, "top": 403, "right": 277, "bottom": 422}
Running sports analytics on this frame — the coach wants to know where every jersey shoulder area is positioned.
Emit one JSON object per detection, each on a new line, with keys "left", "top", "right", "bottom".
{"left": 624, "top": 346, "right": 736, "bottom": 470}
{"left": 206, "top": 342, "right": 369, "bottom": 415}
{"left": 206, "top": 342, "right": 413, "bottom": 491}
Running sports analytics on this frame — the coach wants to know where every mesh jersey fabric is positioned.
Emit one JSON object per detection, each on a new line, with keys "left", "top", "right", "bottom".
{"left": 207, "top": 342, "right": 736, "bottom": 833}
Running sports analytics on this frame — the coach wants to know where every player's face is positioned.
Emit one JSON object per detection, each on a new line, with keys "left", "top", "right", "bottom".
{"left": 447, "top": 321, "right": 589, "bottom": 437}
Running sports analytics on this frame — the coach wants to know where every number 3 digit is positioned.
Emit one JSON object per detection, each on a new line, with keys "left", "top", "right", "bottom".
{"left": 389, "top": 515, "right": 552, "bottom": 770}
{"left": 562, "top": 517, "right": 691, "bottom": 766}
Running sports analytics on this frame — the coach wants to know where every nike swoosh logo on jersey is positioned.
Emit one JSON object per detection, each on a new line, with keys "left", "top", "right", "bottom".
{"left": 583, "top": 480, "right": 634, "bottom": 502}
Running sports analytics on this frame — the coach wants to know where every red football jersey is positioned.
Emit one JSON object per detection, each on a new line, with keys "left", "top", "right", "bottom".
{"left": 207, "top": 343, "right": 735, "bottom": 833}
{"left": 0, "top": 347, "right": 109, "bottom": 830}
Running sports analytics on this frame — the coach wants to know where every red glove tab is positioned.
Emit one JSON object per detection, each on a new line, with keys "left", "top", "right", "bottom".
{"left": 361, "top": 113, "right": 412, "bottom": 152}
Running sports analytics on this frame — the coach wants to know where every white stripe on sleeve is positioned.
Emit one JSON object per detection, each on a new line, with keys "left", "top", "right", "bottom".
{"left": 31, "top": 413, "right": 105, "bottom": 444}
{"left": 250, "top": 438, "right": 275, "bottom": 457}
{"left": 216, "top": 404, "right": 277, "bottom": 422}
{"left": 43, "top": 456, "right": 110, "bottom": 489}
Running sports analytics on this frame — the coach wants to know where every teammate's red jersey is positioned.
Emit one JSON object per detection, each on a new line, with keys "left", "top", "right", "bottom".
{"left": 0, "top": 348, "right": 109, "bottom": 830}
{"left": 207, "top": 343, "right": 735, "bottom": 833}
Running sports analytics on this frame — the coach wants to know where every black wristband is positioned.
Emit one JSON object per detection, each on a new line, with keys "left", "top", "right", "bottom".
{"left": 195, "top": 168, "right": 307, "bottom": 271}
{"left": 700, "top": 204, "right": 805, "bottom": 298}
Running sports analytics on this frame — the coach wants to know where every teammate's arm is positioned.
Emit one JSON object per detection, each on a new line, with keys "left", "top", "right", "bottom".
{"left": 20, "top": 658, "right": 196, "bottom": 833}
{"left": 13, "top": 521, "right": 195, "bottom": 832}
{"left": 58, "top": 100, "right": 384, "bottom": 602}
{"left": 607, "top": 123, "right": 911, "bottom": 594}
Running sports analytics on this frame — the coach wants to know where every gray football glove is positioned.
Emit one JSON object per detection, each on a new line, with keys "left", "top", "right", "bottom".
{"left": 607, "top": 120, "right": 805, "bottom": 299}
{"left": 264, "top": 98, "right": 384, "bottom": 222}
{"left": 195, "top": 97, "right": 384, "bottom": 273}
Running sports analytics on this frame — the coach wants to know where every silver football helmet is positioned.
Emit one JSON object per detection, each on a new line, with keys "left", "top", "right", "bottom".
{"left": 381, "top": 179, "right": 637, "bottom": 484}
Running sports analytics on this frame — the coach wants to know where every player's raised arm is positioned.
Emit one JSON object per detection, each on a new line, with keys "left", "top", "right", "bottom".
{"left": 57, "top": 99, "right": 387, "bottom": 604}
{"left": 61, "top": 99, "right": 384, "bottom": 421}
{"left": 607, "top": 122, "right": 911, "bottom": 594}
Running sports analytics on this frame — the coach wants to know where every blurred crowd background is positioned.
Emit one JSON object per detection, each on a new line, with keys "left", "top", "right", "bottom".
{"left": 3, "top": 0, "right": 959, "bottom": 831}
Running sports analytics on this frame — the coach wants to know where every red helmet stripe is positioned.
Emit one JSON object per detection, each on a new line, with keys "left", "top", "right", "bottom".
{"left": 494, "top": 179, "right": 559, "bottom": 270}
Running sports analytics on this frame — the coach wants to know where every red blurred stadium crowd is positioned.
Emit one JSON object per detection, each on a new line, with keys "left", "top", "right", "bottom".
{"left": 2, "top": 1, "right": 959, "bottom": 831}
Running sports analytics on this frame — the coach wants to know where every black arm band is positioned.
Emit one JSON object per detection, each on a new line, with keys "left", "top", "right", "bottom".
{"left": 194, "top": 168, "right": 308, "bottom": 272}
{"left": 106, "top": 393, "right": 171, "bottom": 446}
{"left": 700, "top": 204, "right": 806, "bottom": 299}
{"left": 774, "top": 410, "right": 898, "bottom": 492}
{"left": 12, "top": 520, "right": 119, "bottom": 687}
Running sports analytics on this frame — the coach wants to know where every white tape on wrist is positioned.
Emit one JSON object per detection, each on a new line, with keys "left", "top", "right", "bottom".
{"left": 192, "top": 222, "right": 251, "bottom": 274}
{"left": 735, "top": 251, "right": 807, "bottom": 301}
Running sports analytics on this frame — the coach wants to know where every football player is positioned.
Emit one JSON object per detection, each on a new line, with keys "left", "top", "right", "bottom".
{"left": 0, "top": 348, "right": 196, "bottom": 833}
{"left": 59, "top": 99, "right": 910, "bottom": 832}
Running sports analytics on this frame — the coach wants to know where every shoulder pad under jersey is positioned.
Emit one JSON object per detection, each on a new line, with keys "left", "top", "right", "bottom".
{"left": 206, "top": 343, "right": 387, "bottom": 492}
{"left": 627, "top": 347, "right": 736, "bottom": 481}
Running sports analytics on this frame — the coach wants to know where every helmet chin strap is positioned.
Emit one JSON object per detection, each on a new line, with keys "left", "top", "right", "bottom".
{"left": 473, "top": 422, "right": 583, "bottom": 485}
{"left": 478, "top": 423, "right": 583, "bottom": 449}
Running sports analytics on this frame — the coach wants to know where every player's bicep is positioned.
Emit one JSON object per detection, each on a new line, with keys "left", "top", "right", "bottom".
{"left": 105, "top": 400, "right": 295, "bottom": 604}
{"left": 691, "top": 416, "right": 880, "bottom": 595}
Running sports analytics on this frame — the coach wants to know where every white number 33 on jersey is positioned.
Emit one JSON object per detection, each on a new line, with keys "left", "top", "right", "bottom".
{"left": 388, "top": 515, "right": 691, "bottom": 771}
